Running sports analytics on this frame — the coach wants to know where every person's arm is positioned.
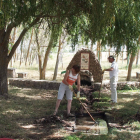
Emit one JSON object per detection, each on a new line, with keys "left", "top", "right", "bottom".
{"left": 77, "top": 74, "right": 80, "bottom": 91}
{"left": 104, "top": 67, "right": 114, "bottom": 71}
{"left": 63, "top": 70, "right": 70, "bottom": 86}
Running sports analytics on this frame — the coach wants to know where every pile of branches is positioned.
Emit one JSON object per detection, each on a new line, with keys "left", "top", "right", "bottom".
{"left": 34, "top": 115, "right": 74, "bottom": 128}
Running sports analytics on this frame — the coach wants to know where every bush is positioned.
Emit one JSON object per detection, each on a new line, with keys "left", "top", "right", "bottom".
{"left": 122, "top": 85, "right": 132, "bottom": 90}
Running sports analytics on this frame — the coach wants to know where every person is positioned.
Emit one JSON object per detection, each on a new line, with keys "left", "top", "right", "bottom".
{"left": 53, "top": 65, "right": 81, "bottom": 117}
{"left": 103, "top": 56, "right": 118, "bottom": 104}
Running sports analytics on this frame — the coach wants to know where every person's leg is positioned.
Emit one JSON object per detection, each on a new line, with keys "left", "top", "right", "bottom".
{"left": 67, "top": 100, "right": 72, "bottom": 114}
{"left": 54, "top": 99, "right": 61, "bottom": 115}
{"left": 110, "top": 77, "right": 117, "bottom": 103}
{"left": 53, "top": 83, "right": 66, "bottom": 115}
{"left": 66, "top": 86, "right": 73, "bottom": 115}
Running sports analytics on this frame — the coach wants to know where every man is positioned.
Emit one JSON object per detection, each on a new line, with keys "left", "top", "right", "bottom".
{"left": 103, "top": 56, "right": 118, "bottom": 103}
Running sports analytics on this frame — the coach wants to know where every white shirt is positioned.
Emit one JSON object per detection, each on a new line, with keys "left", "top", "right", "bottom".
{"left": 109, "top": 61, "right": 118, "bottom": 79}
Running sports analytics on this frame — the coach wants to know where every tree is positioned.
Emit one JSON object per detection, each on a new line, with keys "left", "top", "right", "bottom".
{"left": 0, "top": 0, "right": 94, "bottom": 95}
{"left": 53, "top": 31, "right": 67, "bottom": 80}
{"left": 35, "top": 24, "right": 60, "bottom": 80}
{"left": 126, "top": 54, "right": 135, "bottom": 81}
{"left": 0, "top": 1, "right": 45, "bottom": 95}
{"left": 103, "top": 0, "right": 140, "bottom": 81}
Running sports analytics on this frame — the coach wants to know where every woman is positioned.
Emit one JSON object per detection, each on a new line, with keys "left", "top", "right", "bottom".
{"left": 53, "top": 65, "right": 80, "bottom": 117}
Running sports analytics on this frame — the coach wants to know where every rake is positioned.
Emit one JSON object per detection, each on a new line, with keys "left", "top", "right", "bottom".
{"left": 71, "top": 87, "right": 97, "bottom": 124}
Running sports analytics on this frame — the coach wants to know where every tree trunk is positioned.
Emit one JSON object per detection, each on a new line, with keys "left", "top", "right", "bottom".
{"left": 96, "top": 41, "right": 98, "bottom": 57}
{"left": 127, "top": 52, "right": 130, "bottom": 67}
{"left": 109, "top": 45, "right": 111, "bottom": 56}
{"left": 35, "top": 28, "right": 55, "bottom": 80}
{"left": 38, "top": 53, "right": 43, "bottom": 79}
{"left": 25, "top": 28, "right": 34, "bottom": 66}
{"left": 126, "top": 54, "right": 135, "bottom": 81}
{"left": 13, "top": 28, "right": 17, "bottom": 62}
{"left": 9, "top": 57, "right": 13, "bottom": 67}
{"left": 29, "top": 50, "right": 33, "bottom": 66}
{"left": 53, "top": 39, "right": 62, "bottom": 80}
{"left": 0, "top": 51, "right": 8, "bottom": 96}
{"left": 35, "top": 29, "right": 43, "bottom": 79}
{"left": 53, "top": 31, "right": 66, "bottom": 80}
{"left": 20, "top": 39, "right": 24, "bottom": 66}
{"left": 97, "top": 41, "right": 101, "bottom": 63}
{"left": 90, "top": 40, "right": 93, "bottom": 51}
{"left": 137, "top": 36, "right": 140, "bottom": 66}
{"left": 116, "top": 55, "right": 118, "bottom": 62}
{"left": 0, "top": 59, "right": 8, "bottom": 96}
{"left": 0, "top": 25, "right": 13, "bottom": 96}
{"left": 41, "top": 31, "right": 55, "bottom": 79}
{"left": 122, "top": 49, "right": 124, "bottom": 64}
{"left": 136, "top": 50, "right": 139, "bottom": 67}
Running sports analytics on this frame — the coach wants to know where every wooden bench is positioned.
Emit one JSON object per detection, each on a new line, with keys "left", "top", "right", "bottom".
{"left": 17, "top": 72, "right": 27, "bottom": 78}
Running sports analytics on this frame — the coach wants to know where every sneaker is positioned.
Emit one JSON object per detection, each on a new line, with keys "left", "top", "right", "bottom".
{"left": 111, "top": 102, "right": 116, "bottom": 105}
{"left": 109, "top": 100, "right": 114, "bottom": 102}
{"left": 67, "top": 113, "right": 75, "bottom": 117}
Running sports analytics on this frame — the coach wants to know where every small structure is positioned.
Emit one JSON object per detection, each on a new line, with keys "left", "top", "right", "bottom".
{"left": 136, "top": 72, "right": 140, "bottom": 82}
{"left": 17, "top": 72, "right": 27, "bottom": 78}
{"left": 136, "top": 72, "right": 140, "bottom": 78}
{"left": 67, "top": 49, "right": 103, "bottom": 84}
{"left": 7, "top": 68, "right": 16, "bottom": 78}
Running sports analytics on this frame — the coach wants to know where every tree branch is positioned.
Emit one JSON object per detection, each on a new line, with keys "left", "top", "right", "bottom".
{"left": 8, "top": 17, "right": 41, "bottom": 63}
{"left": 3, "top": 23, "right": 14, "bottom": 48}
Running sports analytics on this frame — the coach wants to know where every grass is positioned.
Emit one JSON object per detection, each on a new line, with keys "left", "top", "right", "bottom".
{"left": 0, "top": 85, "right": 140, "bottom": 139}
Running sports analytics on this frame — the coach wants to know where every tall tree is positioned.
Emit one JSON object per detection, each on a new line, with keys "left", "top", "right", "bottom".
{"left": 126, "top": 54, "right": 135, "bottom": 81}
{"left": 0, "top": 0, "right": 94, "bottom": 95}
{"left": 0, "top": 1, "right": 44, "bottom": 95}
{"left": 35, "top": 24, "right": 60, "bottom": 80}
{"left": 53, "top": 31, "right": 67, "bottom": 80}
{"left": 103, "top": 0, "right": 140, "bottom": 81}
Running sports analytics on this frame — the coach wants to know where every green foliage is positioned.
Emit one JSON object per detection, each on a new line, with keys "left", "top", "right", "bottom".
{"left": 122, "top": 85, "right": 133, "bottom": 90}
{"left": 92, "top": 91, "right": 99, "bottom": 98}
{"left": 64, "top": 135, "right": 80, "bottom": 140}
{"left": 91, "top": 92, "right": 110, "bottom": 110}
{"left": 1, "top": 0, "right": 139, "bottom": 56}
{"left": 104, "top": 0, "right": 140, "bottom": 55}
{"left": 121, "top": 85, "right": 138, "bottom": 90}
{"left": 0, "top": 0, "right": 36, "bottom": 28}
{"left": 1, "top": 0, "right": 140, "bottom": 52}
{"left": 64, "top": 134, "right": 111, "bottom": 140}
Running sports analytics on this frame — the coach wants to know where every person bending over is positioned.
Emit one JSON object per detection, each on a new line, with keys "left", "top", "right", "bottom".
{"left": 53, "top": 65, "right": 80, "bottom": 117}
